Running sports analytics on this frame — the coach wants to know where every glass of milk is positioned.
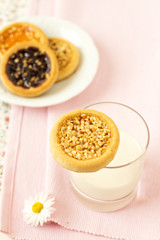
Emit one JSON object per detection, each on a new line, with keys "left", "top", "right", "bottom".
{"left": 70, "top": 102, "right": 150, "bottom": 211}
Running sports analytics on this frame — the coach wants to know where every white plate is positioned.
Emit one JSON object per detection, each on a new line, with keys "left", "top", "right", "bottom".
{"left": 0, "top": 16, "right": 99, "bottom": 107}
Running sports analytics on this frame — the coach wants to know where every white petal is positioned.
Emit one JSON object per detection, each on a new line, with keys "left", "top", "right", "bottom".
{"left": 35, "top": 214, "right": 41, "bottom": 227}
{"left": 43, "top": 199, "right": 55, "bottom": 208}
{"left": 27, "top": 214, "right": 37, "bottom": 225}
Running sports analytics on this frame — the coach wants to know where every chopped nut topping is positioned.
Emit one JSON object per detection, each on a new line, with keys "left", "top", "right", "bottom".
{"left": 49, "top": 39, "right": 72, "bottom": 70}
{"left": 58, "top": 114, "right": 111, "bottom": 160}
{"left": 14, "top": 58, "right": 19, "bottom": 63}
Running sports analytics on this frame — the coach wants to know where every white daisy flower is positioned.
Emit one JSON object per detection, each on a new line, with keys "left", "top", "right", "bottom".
{"left": 23, "top": 192, "right": 56, "bottom": 227}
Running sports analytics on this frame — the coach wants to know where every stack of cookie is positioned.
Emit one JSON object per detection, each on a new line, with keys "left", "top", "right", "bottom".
{"left": 0, "top": 22, "right": 80, "bottom": 97}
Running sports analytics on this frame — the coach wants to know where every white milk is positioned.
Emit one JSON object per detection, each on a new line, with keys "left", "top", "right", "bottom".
{"left": 71, "top": 130, "right": 144, "bottom": 202}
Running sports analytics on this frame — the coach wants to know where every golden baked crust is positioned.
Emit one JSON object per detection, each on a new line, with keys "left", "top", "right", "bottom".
{"left": 48, "top": 38, "right": 79, "bottom": 82}
{"left": 0, "top": 41, "right": 59, "bottom": 97}
{"left": 50, "top": 109, "right": 120, "bottom": 172}
{"left": 0, "top": 22, "right": 48, "bottom": 59}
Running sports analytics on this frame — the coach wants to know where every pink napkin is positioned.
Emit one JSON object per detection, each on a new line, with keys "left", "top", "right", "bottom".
{"left": 0, "top": 0, "right": 160, "bottom": 239}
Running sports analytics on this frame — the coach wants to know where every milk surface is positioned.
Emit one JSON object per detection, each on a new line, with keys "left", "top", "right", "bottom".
{"left": 71, "top": 130, "right": 144, "bottom": 201}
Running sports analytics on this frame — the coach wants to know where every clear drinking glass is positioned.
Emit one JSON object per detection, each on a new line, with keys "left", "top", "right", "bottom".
{"left": 70, "top": 102, "right": 150, "bottom": 211}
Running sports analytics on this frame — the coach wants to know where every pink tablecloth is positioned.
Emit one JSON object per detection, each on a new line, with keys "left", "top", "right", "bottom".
{"left": 0, "top": 0, "right": 160, "bottom": 240}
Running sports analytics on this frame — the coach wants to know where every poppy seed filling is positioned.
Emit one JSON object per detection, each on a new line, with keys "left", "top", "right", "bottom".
{"left": 6, "top": 47, "right": 51, "bottom": 88}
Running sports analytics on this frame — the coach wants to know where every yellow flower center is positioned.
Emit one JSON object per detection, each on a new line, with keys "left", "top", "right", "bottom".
{"left": 32, "top": 202, "right": 43, "bottom": 213}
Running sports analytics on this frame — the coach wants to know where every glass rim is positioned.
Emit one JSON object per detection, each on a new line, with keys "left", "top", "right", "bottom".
{"left": 84, "top": 101, "right": 150, "bottom": 169}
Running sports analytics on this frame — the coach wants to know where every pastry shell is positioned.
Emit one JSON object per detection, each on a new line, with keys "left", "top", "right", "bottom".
{"left": 50, "top": 109, "right": 120, "bottom": 172}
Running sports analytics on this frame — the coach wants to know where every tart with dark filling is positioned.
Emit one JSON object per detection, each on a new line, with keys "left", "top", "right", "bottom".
{"left": 0, "top": 42, "right": 59, "bottom": 97}
{"left": 50, "top": 109, "right": 120, "bottom": 172}
{"left": 0, "top": 22, "right": 48, "bottom": 59}
{"left": 48, "top": 38, "right": 79, "bottom": 82}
